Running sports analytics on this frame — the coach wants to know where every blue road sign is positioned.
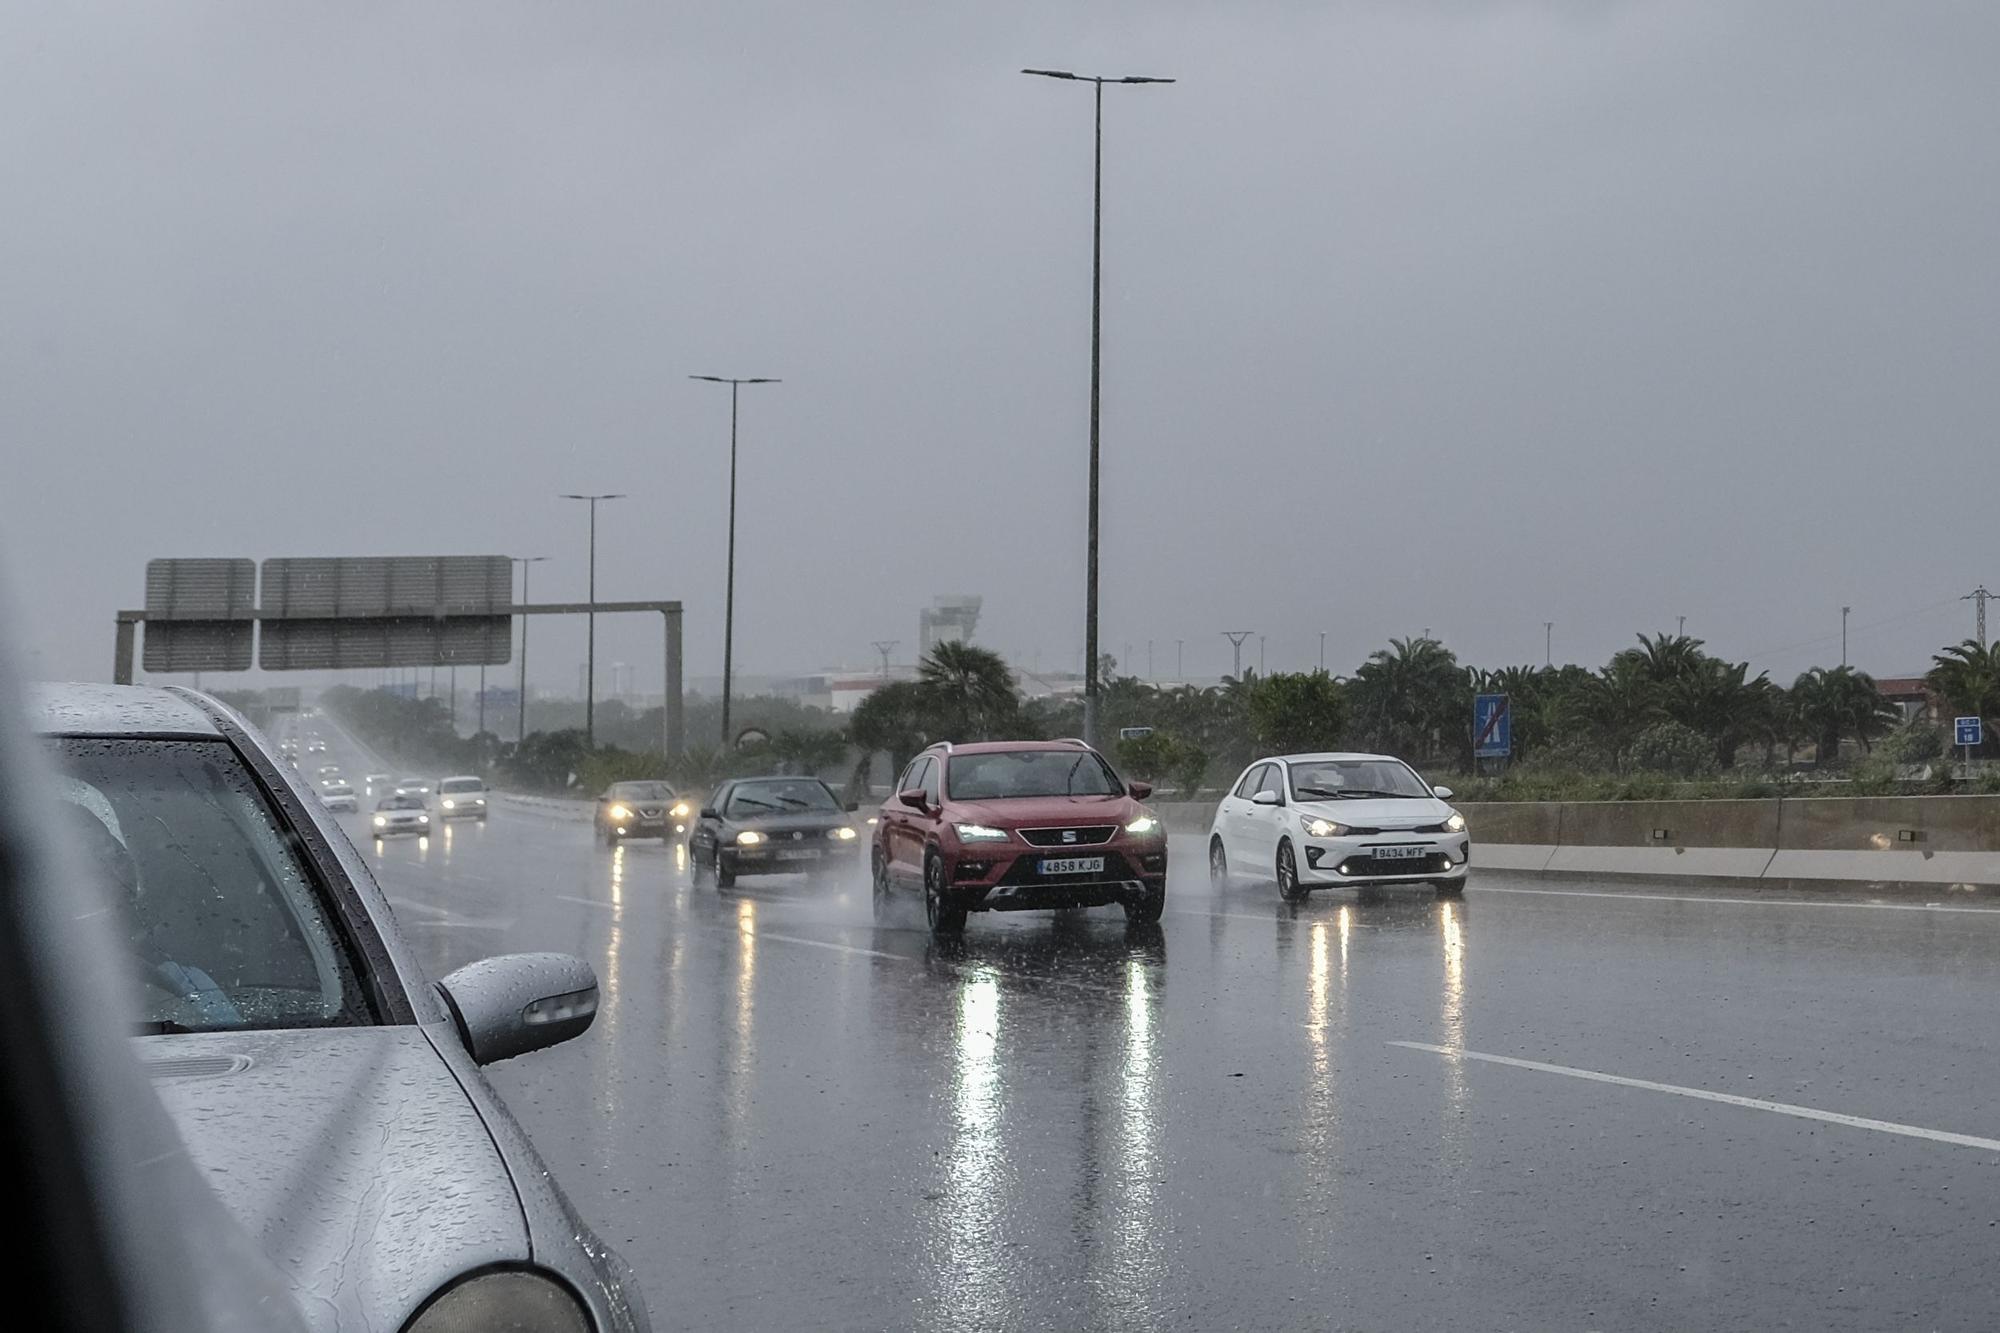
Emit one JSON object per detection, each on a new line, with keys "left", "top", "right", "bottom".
{"left": 1474, "top": 694, "right": 1511, "bottom": 758}
{"left": 1955, "top": 716, "right": 1983, "bottom": 748}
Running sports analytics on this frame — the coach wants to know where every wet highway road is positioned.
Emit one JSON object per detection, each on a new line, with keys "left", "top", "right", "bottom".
{"left": 325, "top": 776, "right": 2000, "bottom": 1328}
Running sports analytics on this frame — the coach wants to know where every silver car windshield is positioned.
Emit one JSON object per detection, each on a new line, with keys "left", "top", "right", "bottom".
{"left": 48, "top": 737, "right": 374, "bottom": 1035}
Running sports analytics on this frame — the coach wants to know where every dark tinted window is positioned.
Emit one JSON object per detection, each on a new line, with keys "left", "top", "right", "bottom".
{"left": 920, "top": 759, "right": 943, "bottom": 805}
{"left": 48, "top": 738, "right": 374, "bottom": 1034}
{"left": 945, "top": 749, "right": 1121, "bottom": 800}
{"left": 725, "top": 778, "right": 840, "bottom": 817}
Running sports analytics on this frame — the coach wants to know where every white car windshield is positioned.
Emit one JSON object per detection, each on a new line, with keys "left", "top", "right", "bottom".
{"left": 1289, "top": 759, "right": 1432, "bottom": 800}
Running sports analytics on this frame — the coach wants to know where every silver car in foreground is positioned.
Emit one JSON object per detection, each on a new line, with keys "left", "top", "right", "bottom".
{"left": 32, "top": 683, "right": 649, "bottom": 1333}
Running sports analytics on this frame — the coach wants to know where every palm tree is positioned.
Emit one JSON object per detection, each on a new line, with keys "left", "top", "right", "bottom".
{"left": 1790, "top": 666, "right": 1897, "bottom": 765}
{"left": 1664, "top": 658, "right": 1778, "bottom": 768}
{"left": 1613, "top": 632, "right": 1710, "bottom": 686}
{"left": 1577, "top": 657, "right": 1664, "bottom": 771}
{"left": 1348, "top": 637, "right": 1468, "bottom": 764}
{"left": 1926, "top": 640, "right": 2000, "bottom": 755}
{"left": 917, "top": 641, "right": 1020, "bottom": 742}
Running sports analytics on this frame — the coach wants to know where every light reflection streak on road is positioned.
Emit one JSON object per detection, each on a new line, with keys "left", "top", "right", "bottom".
{"left": 1439, "top": 902, "right": 1469, "bottom": 1137}
{"left": 942, "top": 966, "right": 1008, "bottom": 1319}
{"left": 597, "top": 843, "right": 626, "bottom": 1128}
{"left": 1111, "top": 954, "right": 1165, "bottom": 1320}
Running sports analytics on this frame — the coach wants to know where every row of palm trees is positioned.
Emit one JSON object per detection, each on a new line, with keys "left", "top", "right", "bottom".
{"left": 836, "top": 632, "right": 2000, "bottom": 788}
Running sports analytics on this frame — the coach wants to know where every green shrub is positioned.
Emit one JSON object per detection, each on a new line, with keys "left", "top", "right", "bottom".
{"left": 1630, "top": 722, "right": 1717, "bottom": 778}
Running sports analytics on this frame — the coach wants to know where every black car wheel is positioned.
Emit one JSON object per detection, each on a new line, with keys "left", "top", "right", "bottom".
{"left": 1124, "top": 884, "right": 1166, "bottom": 925}
{"left": 1276, "top": 839, "right": 1308, "bottom": 903}
{"left": 1209, "top": 837, "right": 1229, "bottom": 892}
{"left": 924, "top": 853, "right": 965, "bottom": 937}
{"left": 715, "top": 850, "right": 736, "bottom": 890}
{"left": 871, "top": 849, "right": 892, "bottom": 921}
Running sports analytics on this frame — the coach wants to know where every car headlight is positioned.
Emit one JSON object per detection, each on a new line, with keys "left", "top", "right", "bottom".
{"left": 442, "top": 799, "right": 456, "bottom": 809}
{"left": 736, "top": 829, "right": 765, "bottom": 846}
{"left": 417, "top": 814, "right": 430, "bottom": 824}
{"left": 608, "top": 803, "right": 631, "bottom": 821}
{"left": 953, "top": 823, "right": 1010, "bottom": 842}
{"left": 832, "top": 826, "right": 858, "bottom": 841}
{"left": 670, "top": 801, "right": 691, "bottom": 818}
{"left": 1124, "top": 814, "right": 1161, "bottom": 835}
{"left": 1302, "top": 815, "right": 1350, "bottom": 838}
{"left": 406, "top": 1269, "right": 591, "bottom": 1333}
{"left": 1444, "top": 811, "right": 1467, "bottom": 833}
{"left": 373, "top": 816, "right": 386, "bottom": 827}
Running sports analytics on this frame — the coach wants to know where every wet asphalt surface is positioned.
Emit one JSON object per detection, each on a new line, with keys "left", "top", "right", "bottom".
{"left": 323, "top": 770, "right": 2000, "bottom": 1329}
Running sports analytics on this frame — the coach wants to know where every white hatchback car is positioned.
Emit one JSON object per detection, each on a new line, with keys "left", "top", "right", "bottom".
{"left": 436, "top": 775, "right": 490, "bottom": 821}
{"left": 1208, "top": 752, "right": 1469, "bottom": 902}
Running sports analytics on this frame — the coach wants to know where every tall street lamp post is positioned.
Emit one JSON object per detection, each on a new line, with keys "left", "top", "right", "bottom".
{"left": 511, "top": 556, "right": 548, "bottom": 743}
{"left": 1022, "top": 66, "right": 1173, "bottom": 747}
{"left": 558, "top": 496, "right": 625, "bottom": 746}
{"left": 690, "top": 375, "right": 780, "bottom": 747}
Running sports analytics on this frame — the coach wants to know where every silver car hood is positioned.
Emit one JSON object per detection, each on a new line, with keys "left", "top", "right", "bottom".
{"left": 1292, "top": 796, "right": 1453, "bottom": 828}
{"left": 140, "top": 1026, "right": 528, "bottom": 1331}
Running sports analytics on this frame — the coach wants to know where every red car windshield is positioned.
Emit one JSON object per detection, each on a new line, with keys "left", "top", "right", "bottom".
{"left": 946, "top": 749, "right": 1123, "bottom": 801}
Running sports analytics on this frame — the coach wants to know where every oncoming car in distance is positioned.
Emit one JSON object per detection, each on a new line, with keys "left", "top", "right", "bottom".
{"left": 372, "top": 794, "right": 432, "bottom": 842}
{"left": 32, "top": 682, "right": 648, "bottom": 1332}
{"left": 436, "top": 775, "right": 490, "bottom": 821}
{"left": 593, "top": 780, "right": 685, "bottom": 846}
{"left": 393, "top": 776, "right": 434, "bottom": 800}
{"left": 319, "top": 781, "right": 358, "bottom": 813}
{"left": 873, "top": 739, "right": 1166, "bottom": 937}
{"left": 687, "top": 776, "right": 862, "bottom": 888}
{"left": 1208, "top": 752, "right": 1469, "bottom": 902}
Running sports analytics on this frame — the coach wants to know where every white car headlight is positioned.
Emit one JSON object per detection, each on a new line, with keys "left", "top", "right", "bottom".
{"left": 736, "top": 829, "right": 765, "bottom": 846}
{"left": 670, "top": 801, "right": 691, "bottom": 818}
{"left": 833, "top": 826, "right": 859, "bottom": 841}
{"left": 373, "top": 816, "right": 386, "bottom": 827}
{"left": 1124, "top": 815, "right": 1161, "bottom": 835}
{"left": 442, "top": 799, "right": 456, "bottom": 809}
{"left": 405, "top": 1269, "right": 591, "bottom": 1333}
{"left": 954, "top": 823, "right": 1010, "bottom": 842}
{"left": 1444, "top": 811, "right": 1467, "bottom": 833}
{"left": 608, "top": 803, "right": 631, "bottom": 821}
{"left": 1302, "top": 815, "right": 1350, "bottom": 838}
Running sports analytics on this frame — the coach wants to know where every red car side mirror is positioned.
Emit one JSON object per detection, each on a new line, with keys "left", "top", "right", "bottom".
{"left": 1127, "top": 781, "right": 1153, "bottom": 800}
{"left": 897, "top": 788, "right": 928, "bottom": 810}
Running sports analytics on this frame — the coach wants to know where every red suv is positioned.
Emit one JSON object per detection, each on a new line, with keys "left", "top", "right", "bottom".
{"left": 872, "top": 739, "right": 1167, "bottom": 936}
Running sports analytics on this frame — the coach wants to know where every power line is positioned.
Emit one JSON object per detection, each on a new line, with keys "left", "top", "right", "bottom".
{"left": 1221, "top": 630, "right": 1254, "bottom": 679}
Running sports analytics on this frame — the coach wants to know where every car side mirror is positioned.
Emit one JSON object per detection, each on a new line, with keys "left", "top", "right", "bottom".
{"left": 845, "top": 801, "right": 859, "bottom": 813}
{"left": 700, "top": 806, "right": 718, "bottom": 820}
{"left": 1252, "top": 789, "right": 1283, "bottom": 806}
{"left": 1432, "top": 785, "right": 1454, "bottom": 800}
{"left": 1127, "top": 781, "right": 1153, "bottom": 800}
{"left": 898, "top": 787, "right": 928, "bottom": 810}
{"left": 436, "top": 952, "right": 597, "bottom": 1066}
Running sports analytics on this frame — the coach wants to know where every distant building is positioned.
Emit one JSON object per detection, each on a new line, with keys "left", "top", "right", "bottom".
{"left": 772, "top": 666, "right": 919, "bottom": 714}
{"left": 1873, "top": 676, "right": 1937, "bottom": 726}
{"left": 919, "top": 595, "right": 982, "bottom": 657}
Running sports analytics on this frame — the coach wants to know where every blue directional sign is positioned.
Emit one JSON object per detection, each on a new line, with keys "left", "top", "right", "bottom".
{"left": 1955, "top": 716, "right": 1983, "bottom": 748}
{"left": 1474, "top": 693, "right": 1511, "bottom": 758}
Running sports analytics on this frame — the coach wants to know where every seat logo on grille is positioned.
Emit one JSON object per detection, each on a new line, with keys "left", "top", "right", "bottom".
{"left": 1062, "top": 830, "right": 1077, "bottom": 843}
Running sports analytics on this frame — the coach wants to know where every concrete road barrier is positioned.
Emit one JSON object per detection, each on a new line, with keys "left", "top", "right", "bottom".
{"left": 1462, "top": 795, "right": 2000, "bottom": 891}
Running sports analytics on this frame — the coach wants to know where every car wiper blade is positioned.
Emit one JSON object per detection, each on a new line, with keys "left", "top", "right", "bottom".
{"left": 1339, "top": 788, "right": 1419, "bottom": 799}
{"left": 733, "top": 796, "right": 782, "bottom": 811}
{"left": 134, "top": 1020, "right": 195, "bottom": 1035}
{"left": 1295, "top": 786, "right": 1346, "bottom": 799}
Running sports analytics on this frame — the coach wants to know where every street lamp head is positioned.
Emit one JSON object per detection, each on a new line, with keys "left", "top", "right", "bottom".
{"left": 1021, "top": 68, "right": 1080, "bottom": 79}
{"left": 558, "top": 493, "right": 626, "bottom": 501}
{"left": 690, "top": 375, "right": 781, "bottom": 385}
{"left": 1114, "top": 76, "right": 1175, "bottom": 83}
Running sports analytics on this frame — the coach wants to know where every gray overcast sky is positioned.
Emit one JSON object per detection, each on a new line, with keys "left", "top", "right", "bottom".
{"left": 4, "top": 1, "right": 1996, "bottom": 693}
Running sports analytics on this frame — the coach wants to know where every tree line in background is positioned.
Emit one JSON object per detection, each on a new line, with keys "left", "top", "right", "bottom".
{"left": 291, "top": 630, "right": 2000, "bottom": 801}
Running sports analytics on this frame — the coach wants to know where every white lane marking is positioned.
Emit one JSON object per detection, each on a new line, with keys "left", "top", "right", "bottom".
{"left": 748, "top": 929, "right": 904, "bottom": 961}
{"left": 1389, "top": 1041, "right": 2000, "bottom": 1153}
{"left": 1473, "top": 884, "right": 2000, "bottom": 915}
{"left": 555, "top": 894, "right": 613, "bottom": 910}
